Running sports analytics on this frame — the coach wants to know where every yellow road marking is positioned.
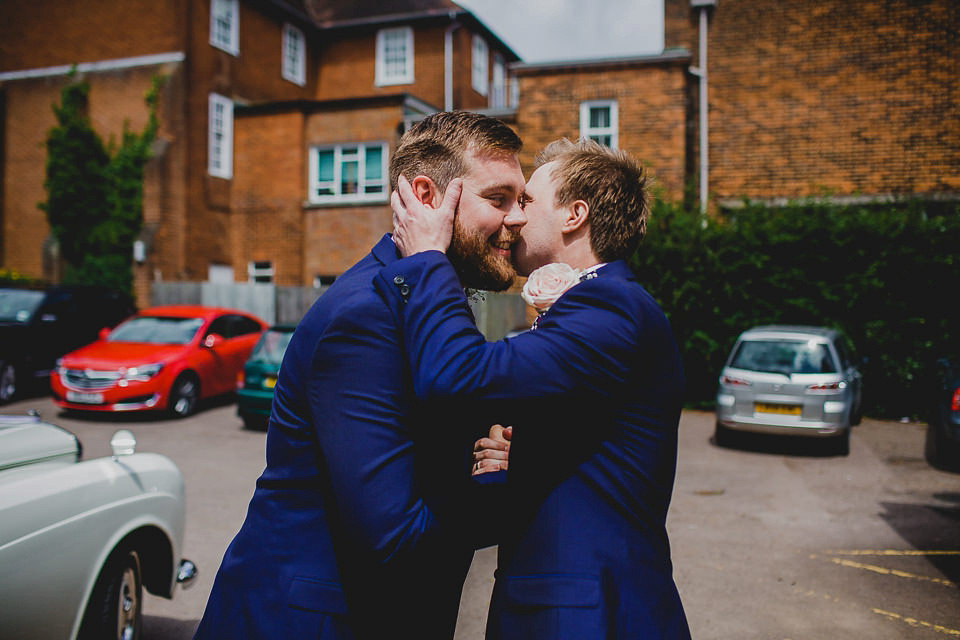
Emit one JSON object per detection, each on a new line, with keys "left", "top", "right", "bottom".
{"left": 826, "top": 557, "right": 957, "bottom": 588}
{"left": 829, "top": 550, "right": 960, "bottom": 557}
{"left": 872, "top": 609, "right": 960, "bottom": 636}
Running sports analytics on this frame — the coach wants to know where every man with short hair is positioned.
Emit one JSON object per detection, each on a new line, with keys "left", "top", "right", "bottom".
{"left": 380, "top": 138, "right": 691, "bottom": 639}
{"left": 194, "top": 111, "right": 526, "bottom": 640}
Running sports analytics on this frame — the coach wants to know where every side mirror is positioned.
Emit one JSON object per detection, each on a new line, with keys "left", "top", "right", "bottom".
{"left": 204, "top": 333, "right": 225, "bottom": 348}
{"left": 98, "top": 327, "right": 111, "bottom": 341}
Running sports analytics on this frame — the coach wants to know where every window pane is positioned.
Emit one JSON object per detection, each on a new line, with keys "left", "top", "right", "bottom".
{"left": 317, "top": 150, "right": 334, "bottom": 182}
{"left": 364, "top": 147, "right": 383, "bottom": 181}
{"left": 341, "top": 159, "right": 359, "bottom": 195}
{"left": 590, "top": 107, "right": 610, "bottom": 129}
{"left": 591, "top": 134, "right": 612, "bottom": 147}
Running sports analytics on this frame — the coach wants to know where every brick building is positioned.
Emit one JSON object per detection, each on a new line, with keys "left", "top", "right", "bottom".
{"left": 1, "top": 0, "right": 957, "bottom": 307}
{"left": 0, "top": 0, "right": 519, "bottom": 305}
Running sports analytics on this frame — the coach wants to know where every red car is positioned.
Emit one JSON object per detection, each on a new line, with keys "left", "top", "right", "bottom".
{"left": 51, "top": 305, "right": 267, "bottom": 418}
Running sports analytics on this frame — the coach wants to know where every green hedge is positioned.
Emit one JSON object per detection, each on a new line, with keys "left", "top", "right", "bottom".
{"left": 631, "top": 197, "right": 960, "bottom": 420}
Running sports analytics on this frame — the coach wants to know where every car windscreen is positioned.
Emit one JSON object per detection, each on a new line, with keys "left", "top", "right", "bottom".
{"left": 730, "top": 339, "right": 837, "bottom": 375}
{"left": 108, "top": 316, "right": 205, "bottom": 345}
{"left": 248, "top": 329, "right": 293, "bottom": 365}
{"left": 0, "top": 289, "right": 45, "bottom": 323}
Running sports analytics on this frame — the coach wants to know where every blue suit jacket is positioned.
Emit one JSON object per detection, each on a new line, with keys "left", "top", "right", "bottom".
{"left": 375, "top": 253, "right": 691, "bottom": 640}
{"left": 195, "top": 236, "right": 493, "bottom": 640}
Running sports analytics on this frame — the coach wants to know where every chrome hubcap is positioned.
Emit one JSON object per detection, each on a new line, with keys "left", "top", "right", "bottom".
{"left": 117, "top": 564, "right": 138, "bottom": 640}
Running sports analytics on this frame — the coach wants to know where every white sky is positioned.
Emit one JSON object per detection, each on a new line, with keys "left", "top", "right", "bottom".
{"left": 455, "top": 0, "right": 665, "bottom": 63}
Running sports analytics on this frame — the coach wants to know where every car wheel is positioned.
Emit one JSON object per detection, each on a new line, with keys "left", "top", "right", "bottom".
{"left": 714, "top": 422, "right": 737, "bottom": 448}
{"left": 924, "top": 420, "right": 958, "bottom": 469}
{"left": 78, "top": 547, "right": 142, "bottom": 640}
{"left": 241, "top": 414, "right": 268, "bottom": 431}
{"left": 0, "top": 361, "right": 16, "bottom": 404}
{"left": 829, "top": 430, "right": 851, "bottom": 456}
{"left": 169, "top": 373, "right": 199, "bottom": 418}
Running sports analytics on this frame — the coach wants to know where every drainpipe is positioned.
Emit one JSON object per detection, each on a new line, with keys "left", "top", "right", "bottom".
{"left": 690, "top": 0, "right": 716, "bottom": 214}
{"left": 445, "top": 16, "right": 461, "bottom": 111}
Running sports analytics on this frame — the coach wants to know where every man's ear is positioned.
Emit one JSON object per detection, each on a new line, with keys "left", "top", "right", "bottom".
{"left": 562, "top": 200, "right": 590, "bottom": 234}
{"left": 409, "top": 175, "right": 442, "bottom": 208}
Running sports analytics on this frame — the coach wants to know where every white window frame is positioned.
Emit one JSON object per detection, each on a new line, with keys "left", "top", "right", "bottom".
{"left": 248, "top": 260, "right": 274, "bottom": 283}
{"left": 208, "top": 93, "right": 234, "bottom": 179}
{"left": 210, "top": 0, "right": 239, "bottom": 56}
{"left": 580, "top": 100, "right": 619, "bottom": 149}
{"left": 282, "top": 23, "right": 306, "bottom": 86}
{"left": 472, "top": 35, "right": 489, "bottom": 96}
{"left": 490, "top": 52, "right": 506, "bottom": 108}
{"left": 375, "top": 27, "right": 414, "bottom": 86}
{"left": 308, "top": 142, "right": 389, "bottom": 205}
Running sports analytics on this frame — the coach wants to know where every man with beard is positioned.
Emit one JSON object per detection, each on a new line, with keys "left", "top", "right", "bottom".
{"left": 194, "top": 111, "right": 526, "bottom": 640}
{"left": 378, "top": 138, "right": 691, "bottom": 639}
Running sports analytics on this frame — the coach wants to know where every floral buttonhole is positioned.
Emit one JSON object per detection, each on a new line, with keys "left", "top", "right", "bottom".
{"left": 521, "top": 263, "right": 581, "bottom": 314}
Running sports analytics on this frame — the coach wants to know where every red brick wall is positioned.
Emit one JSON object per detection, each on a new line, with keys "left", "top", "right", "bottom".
{"left": 232, "top": 110, "right": 306, "bottom": 285}
{"left": 0, "top": 0, "right": 185, "bottom": 72}
{"left": 515, "top": 58, "right": 691, "bottom": 201}
{"left": 667, "top": 0, "right": 960, "bottom": 203}
{"left": 1, "top": 64, "right": 181, "bottom": 308}
{"left": 314, "top": 23, "right": 499, "bottom": 111}
{"left": 301, "top": 104, "right": 405, "bottom": 280}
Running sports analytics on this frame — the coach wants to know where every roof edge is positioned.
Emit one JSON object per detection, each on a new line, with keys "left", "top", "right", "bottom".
{"left": 511, "top": 49, "right": 691, "bottom": 73}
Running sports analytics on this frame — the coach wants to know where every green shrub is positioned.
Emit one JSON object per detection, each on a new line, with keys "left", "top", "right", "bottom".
{"left": 39, "top": 72, "right": 160, "bottom": 301}
{"left": 633, "top": 196, "right": 960, "bottom": 420}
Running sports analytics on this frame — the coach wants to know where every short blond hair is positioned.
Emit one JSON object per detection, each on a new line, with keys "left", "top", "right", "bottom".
{"left": 536, "top": 138, "right": 650, "bottom": 261}
{"left": 391, "top": 111, "right": 522, "bottom": 192}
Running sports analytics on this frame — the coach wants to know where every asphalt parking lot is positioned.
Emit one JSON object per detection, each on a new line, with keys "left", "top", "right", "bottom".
{"left": 4, "top": 395, "right": 959, "bottom": 639}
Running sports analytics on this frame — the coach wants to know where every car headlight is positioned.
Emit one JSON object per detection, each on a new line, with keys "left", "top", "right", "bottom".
{"left": 123, "top": 363, "right": 165, "bottom": 381}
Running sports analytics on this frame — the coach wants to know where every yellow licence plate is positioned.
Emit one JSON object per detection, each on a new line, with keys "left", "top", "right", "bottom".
{"left": 755, "top": 402, "right": 801, "bottom": 415}
{"left": 262, "top": 376, "right": 277, "bottom": 389}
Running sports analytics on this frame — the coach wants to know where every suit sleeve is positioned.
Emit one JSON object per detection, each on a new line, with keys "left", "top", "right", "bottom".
{"left": 373, "top": 251, "right": 643, "bottom": 403}
{"left": 306, "top": 293, "right": 444, "bottom": 563}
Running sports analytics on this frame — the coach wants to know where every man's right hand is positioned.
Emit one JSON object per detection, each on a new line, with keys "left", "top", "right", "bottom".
{"left": 391, "top": 175, "right": 462, "bottom": 257}
{"left": 473, "top": 424, "right": 511, "bottom": 475}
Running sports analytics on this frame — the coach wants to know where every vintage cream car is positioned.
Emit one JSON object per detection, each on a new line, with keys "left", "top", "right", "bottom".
{"left": 0, "top": 412, "right": 196, "bottom": 639}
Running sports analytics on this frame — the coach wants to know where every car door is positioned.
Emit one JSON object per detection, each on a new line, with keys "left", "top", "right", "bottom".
{"left": 201, "top": 314, "right": 263, "bottom": 394}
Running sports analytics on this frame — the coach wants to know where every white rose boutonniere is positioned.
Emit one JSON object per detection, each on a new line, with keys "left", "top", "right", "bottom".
{"left": 521, "top": 263, "right": 581, "bottom": 313}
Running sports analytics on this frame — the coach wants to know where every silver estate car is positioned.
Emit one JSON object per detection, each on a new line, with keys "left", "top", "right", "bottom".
{"left": 715, "top": 325, "right": 863, "bottom": 454}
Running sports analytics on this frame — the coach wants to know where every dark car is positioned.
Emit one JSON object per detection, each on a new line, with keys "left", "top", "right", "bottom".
{"left": 237, "top": 325, "right": 295, "bottom": 429}
{"left": 925, "top": 357, "right": 960, "bottom": 471}
{"left": 0, "top": 285, "right": 135, "bottom": 403}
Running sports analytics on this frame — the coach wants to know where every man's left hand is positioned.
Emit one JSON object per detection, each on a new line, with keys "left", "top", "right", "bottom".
{"left": 473, "top": 424, "right": 511, "bottom": 475}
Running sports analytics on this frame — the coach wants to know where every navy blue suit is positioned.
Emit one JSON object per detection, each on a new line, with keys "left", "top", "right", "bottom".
{"left": 195, "top": 236, "right": 492, "bottom": 639}
{"left": 375, "top": 253, "right": 691, "bottom": 640}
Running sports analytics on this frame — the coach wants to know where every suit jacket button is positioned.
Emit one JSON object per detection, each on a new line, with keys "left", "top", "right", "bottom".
{"left": 400, "top": 284, "right": 410, "bottom": 296}
{"left": 393, "top": 275, "right": 405, "bottom": 285}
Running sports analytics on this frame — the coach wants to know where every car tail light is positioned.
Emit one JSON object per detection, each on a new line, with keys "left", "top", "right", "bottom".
{"left": 951, "top": 388, "right": 960, "bottom": 412}
{"left": 722, "top": 375, "right": 751, "bottom": 387}
{"left": 808, "top": 381, "right": 847, "bottom": 391}
{"left": 237, "top": 371, "right": 245, "bottom": 390}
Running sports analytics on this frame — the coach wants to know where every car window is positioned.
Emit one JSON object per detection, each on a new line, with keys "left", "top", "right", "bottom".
{"left": 249, "top": 329, "right": 293, "bottom": 365}
{"left": 0, "top": 289, "right": 45, "bottom": 323}
{"left": 206, "top": 315, "right": 232, "bottom": 339}
{"left": 232, "top": 315, "right": 263, "bottom": 337}
{"left": 109, "top": 316, "right": 205, "bottom": 344}
{"left": 206, "top": 314, "right": 263, "bottom": 340}
{"left": 834, "top": 335, "right": 855, "bottom": 368}
{"left": 730, "top": 339, "right": 837, "bottom": 375}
